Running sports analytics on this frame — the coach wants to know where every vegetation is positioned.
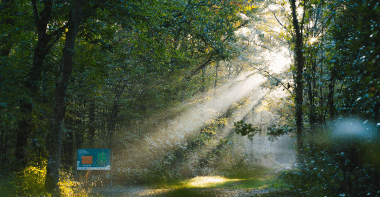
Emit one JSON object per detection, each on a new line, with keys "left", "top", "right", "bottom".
{"left": 1, "top": 0, "right": 379, "bottom": 196}
{"left": 242, "top": 0, "right": 380, "bottom": 196}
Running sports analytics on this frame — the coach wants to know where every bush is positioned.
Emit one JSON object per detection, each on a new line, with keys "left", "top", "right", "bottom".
{"left": 280, "top": 137, "right": 378, "bottom": 197}
{"left": 59, "top": 169, "right": 90, "bottom": 197}
{"left": 15, "top": 164, "right": 50, "bottom": 196}
{"left": 0, "top": 163, "right": 90, "bottom": 197}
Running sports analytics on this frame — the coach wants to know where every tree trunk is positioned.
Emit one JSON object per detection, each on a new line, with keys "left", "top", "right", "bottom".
{"left": 214, "top": 62, "right": 219, "bottom": 96}
{"left": 201, "top": 67, "right": 206, "bottom": 92}
{"left": 0, "top": 126, "right": 4, "bottom": 166}
{"left": 328, "top": 67, "right": 336, "bottom": 120}
{"left": 106, "top": 85, "right": 125, "bottom": 148}
{"left": 45, "top": 0, "right": 82, "bottom": 191}
{"left": 62, "top": 117, "right": 74, "bottom": 170}
{"left": 15, "top": 0, "right": 60, "bottom": 172}
{"left": 0, "top": 0, "right": 15, "bottom": 56}
{"left": 0, "top": 0, "right": 13, "bottom": 166}
{"left": 88, "top": 99, "right": 96, "bottom": 148}
{"left": 290, "top": 0, "right": 305, "bottom": 163}
{"left": 307, "top": 73, "right": 316, "bottom": 132}
{"left": 75, "top": 117, "right": 84, "bottom": 149}
{"left": 374, "top": 101, "right": 379, "bottom": 134}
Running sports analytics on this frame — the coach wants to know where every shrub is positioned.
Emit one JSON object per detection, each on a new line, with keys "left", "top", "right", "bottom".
{"left": 1, "top": 162, "right": 90, "bottom": 197}
{"left": 280, "top": 138, "right": 377, "bottom": 197}
{"left": 59, "top": 169, "right": 90, "bottom": 197}
{"left": 16, "top": 165, "right": 50, "bottom": 196}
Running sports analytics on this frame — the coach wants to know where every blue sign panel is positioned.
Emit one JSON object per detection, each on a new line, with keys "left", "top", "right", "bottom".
{"left": 77, "top": 149, "right": 111, "bottom": 170}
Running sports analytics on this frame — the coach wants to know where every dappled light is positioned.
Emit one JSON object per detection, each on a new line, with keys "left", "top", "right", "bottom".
{"left": 309, "top": 37, "right": 318, "bottom": 44}
{"left": 186, "top": 176, "right": 241, "bottom": 188}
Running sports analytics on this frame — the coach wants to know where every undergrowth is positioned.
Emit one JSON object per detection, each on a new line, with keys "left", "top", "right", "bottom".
{"left": 0, "top": 162, "right": 90, "bottom": 197}
{"left": 280, "top": 131, "right": 380, "bottom": 196}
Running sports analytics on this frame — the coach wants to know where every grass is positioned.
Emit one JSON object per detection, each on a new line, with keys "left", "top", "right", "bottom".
{"left": 221, "top": 167, "right": 287, "bottom": 190}
{"left": 155, "top": 166, "right": 287, "bottom": 190}
{"left": 89, "top": 166, "right": 290, "bottom": 197}
{"left": 0, "top": 175, "right": 17, "bottom": 197}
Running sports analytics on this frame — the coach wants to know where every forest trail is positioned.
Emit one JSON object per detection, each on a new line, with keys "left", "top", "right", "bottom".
{"left": 90, "top": 173, "right": 287, "bottom": 197}
{"left": 90, "top": 186, "right": 282, "bottom": 197}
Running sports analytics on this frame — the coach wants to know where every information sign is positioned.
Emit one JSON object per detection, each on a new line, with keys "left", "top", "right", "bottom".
{"left": 77, "top": 149, "right": 111, "bottom": 170}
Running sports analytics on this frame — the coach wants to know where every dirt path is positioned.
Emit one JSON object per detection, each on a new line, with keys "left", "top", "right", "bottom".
{"left": 90, "top": 186, "right": 285, "bottom": 197}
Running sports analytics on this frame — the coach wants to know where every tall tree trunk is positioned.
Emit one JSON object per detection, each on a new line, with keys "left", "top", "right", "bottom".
{"left": 0, "top": 0, "right": 15, "bottom": 56}
{"left": 201, "top": 67, "right": 206, "bottom": 92}
{"left": 0, "top": 127, "right": 4, "bottom": 166}
{"left": 106, "top": 85, "right": 125, "bottom": 148}
{"left": 45, "top": 0, "right": 82, "bottom": 191}
{"left": 15, "top": 0, "right": 66, "bottom": 171}
{"left": 75, "top": 117, "right": 84, "bottom": 149}
{"left": 61, "top": 117, "right": 74, "bottom": 170}
{"left": 374, "top": 101, "right": 379, "bottom": 135}
{"left": 1, "top": 130, "right": 8, "bottom": 165}
{"left": 307, "top": 76, "right": 316, "bottom": 130}
{"left": 88, "top": 99, "right": 96, "bottom": 148}
{"left": 0, "top": 0, "right": 13, "bottom": 166}
{"left": 214, "top": 62, "right": 219, "bottom": 96}
{"left": 290, "top": 0, "right": 305, "bottom": 163}
{"left": 328, "top": 67, "right": 336, "bottom": 120}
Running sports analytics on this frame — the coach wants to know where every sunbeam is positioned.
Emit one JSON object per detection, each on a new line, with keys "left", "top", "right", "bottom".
{"left": 120, "top": 71, "right": 268, "bottom": 171}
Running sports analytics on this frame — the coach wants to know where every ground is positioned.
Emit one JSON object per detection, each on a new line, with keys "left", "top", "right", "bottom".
{"left": 89, "top": 169, "right": 291, "bottom": 197}
{"left": 90, "top": 186, "right": 285, "bottom": 197}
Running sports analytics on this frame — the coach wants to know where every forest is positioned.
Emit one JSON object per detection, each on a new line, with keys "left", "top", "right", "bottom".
{"left": 0, "top": 0, "right": 379, "bottom": 196}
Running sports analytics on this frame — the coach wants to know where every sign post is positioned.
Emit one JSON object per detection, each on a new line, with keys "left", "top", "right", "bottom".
{"left": 77, "top": 149, "right": 112, "bottom": 187}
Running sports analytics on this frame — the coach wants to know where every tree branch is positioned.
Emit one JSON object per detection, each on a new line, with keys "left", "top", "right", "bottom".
{"left": 262, "top": 70, "right": 292, "bottom": 94}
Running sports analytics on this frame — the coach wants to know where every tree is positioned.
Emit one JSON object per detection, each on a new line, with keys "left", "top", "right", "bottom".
{"left": 288, "top": 0, "right": 305, "bottom": 163}
{"left": 45, "top": 0, "right": 83, "bottom": 191}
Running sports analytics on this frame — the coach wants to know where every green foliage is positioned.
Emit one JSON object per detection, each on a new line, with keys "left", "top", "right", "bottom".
{"left": 16, "top": 165, "right": 48, "bottom": 196}
{"left": 234, "top": 120, "right": 259, "bottom": 141}
{"left": 267, "top": 125, "right": 293, "bottom": 140}
{"left": 58, "top": 170, "right": 90, "bottom": 197}
{"left": 0, "top": 163, "right": 90, "bottom": 197}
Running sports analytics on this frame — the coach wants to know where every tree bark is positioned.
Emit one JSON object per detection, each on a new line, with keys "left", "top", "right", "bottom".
{"left": 88, "top": 99, "right": 96, "bottom": 148}
{"left": 62, "top": 117, "right": 74, "bottom": 169}
{"left": 15, "top": 0, "right": 67, "bottom": 171}
{"left": 289, "top": 0, "right": 305, "bottom": 163}
{"left": 105, "top": 85, "right": 125, "bottom": 148}
{"left": 201, "top": 67, "right": 206, "bottom": 92}
{"left": 45, "top": 0, "right": 83, "bottom": 191}
{"left": 0, "top": 0, "right": 15, "bottom": 56}
{"left": 0, "top": 0, "right": 13, "bottom": 165}
{"left": 328, "top": 67, "right": 336, "bottom": 120}
{"left": 75, "top": 117, "right": 84, "bottom": 149}
{"left": 214, "top": 62, "right": 219, "bottom": 96}
{"left": 0, "top": 125, "right": 4, "bottom": 165}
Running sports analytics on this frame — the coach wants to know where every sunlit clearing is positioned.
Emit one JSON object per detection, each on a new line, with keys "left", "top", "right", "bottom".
{"left": 331, "top": 118, "right": 376, "bottom": 141}
{"left": 186, "top": 176, "right": 241, "bottom": 188}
